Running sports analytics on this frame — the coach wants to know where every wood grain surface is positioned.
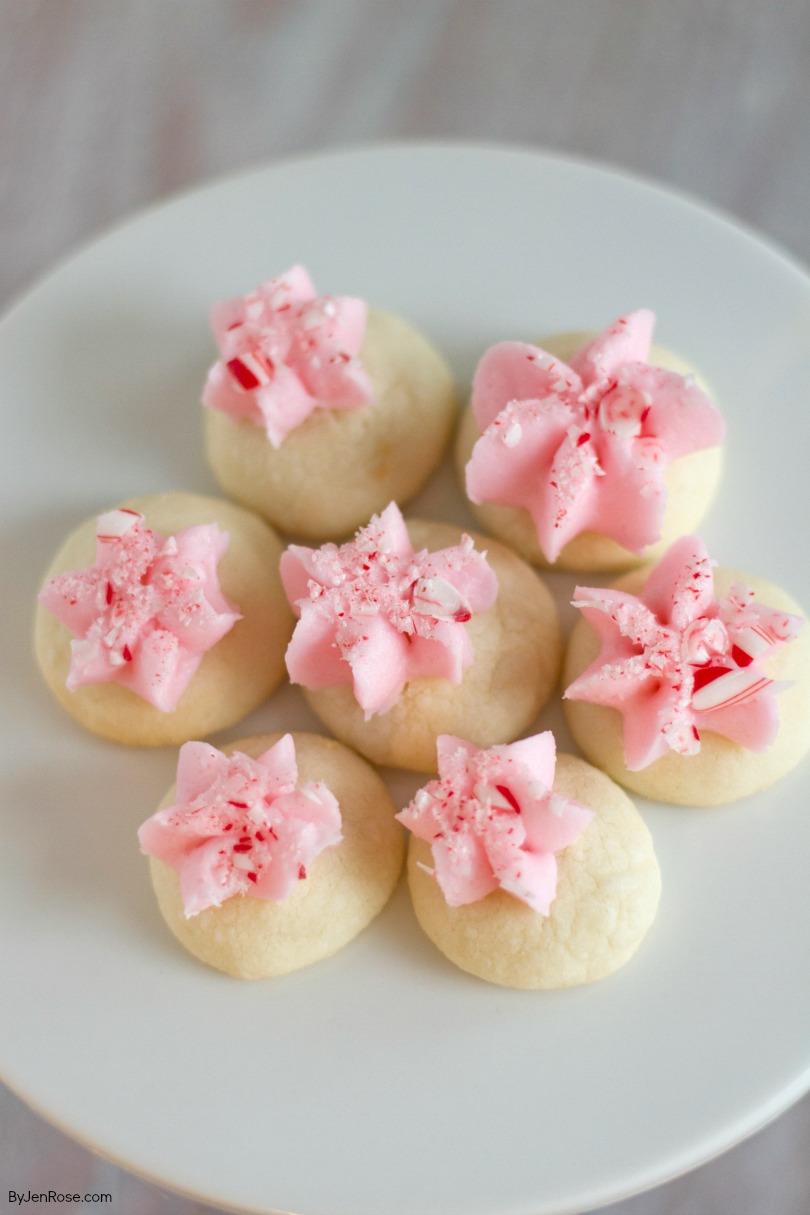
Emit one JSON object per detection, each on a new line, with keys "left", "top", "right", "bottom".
{"left": 3, "top": 2, "right": 810, "bottom": 1213}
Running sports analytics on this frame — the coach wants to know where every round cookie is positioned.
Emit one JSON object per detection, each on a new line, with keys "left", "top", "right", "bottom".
{"left": 145, "top": 732, "right": 405, "bottom": 979}
{"left": 205, "top": 308, "right": 458, "bottom": 541}
{"left": 456, "top": 325, "right": 724, "bottom": 573}
{"left": 406, "top": 752, "right": 661, "bottom": 989}
{"left": 295, "top": 517, "right": 563, "bottom": 773}
{"left": 35, "top": 491, "right": 294, "bottom": 746}
{"left": 563, "top": 566, "right": 810, "bottom": 806}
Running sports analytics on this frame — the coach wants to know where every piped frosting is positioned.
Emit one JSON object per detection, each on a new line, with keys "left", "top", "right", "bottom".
{"left": 38, "top": 508, "right": 240, "bottom": 711}
{"left": 202, "top": 264, "right": 372, "bottom": 446}
{"left": 564, "top": 535, "right": 803, "bottom": 769}
{"left": 138, "top": 734, "right": 342, "bottom": 917}
{"left": 397, "top": 733, "right": 593, "bottom": 913}
{"left": 280, "top": 503, "right": 498, "bottom": 719}
{"left": 465, "top": 311, "right": 725, "bottom": 561}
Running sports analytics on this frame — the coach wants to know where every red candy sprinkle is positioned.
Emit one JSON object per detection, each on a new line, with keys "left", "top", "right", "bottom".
{"left": 495, "top": 784, "right": 521, "bottom": 814}
{"left": 226, "top": 357, "right": 260, "bottom": 391}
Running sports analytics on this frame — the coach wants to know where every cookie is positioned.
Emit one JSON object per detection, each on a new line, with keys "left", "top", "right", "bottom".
{"left": 280, "top": 503, "right": 562, "bottom": 772}
{"left": 401, "top": 736, "right": 661, "bottom": 989}
{"left": 456, "top": 311, "right": 724, "bottom": 572}
{"left": 203, "top": 265, "right": 457, "bottom": 540}
{"left": 140, "top": 732, "right": 404, "bottom": 979}
{"left": 563, "top": 537, "right": 810, "bottom": 804}
{"left": 35, "top": 491, "right": 294, "bottom": 746}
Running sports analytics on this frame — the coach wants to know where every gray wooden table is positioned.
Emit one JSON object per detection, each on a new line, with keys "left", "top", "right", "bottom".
{"left": 3, "top": 2, "right": 810, "bottom": 1212}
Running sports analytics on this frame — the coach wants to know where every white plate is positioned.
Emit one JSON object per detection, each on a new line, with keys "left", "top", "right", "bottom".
{"left": 2, "top": 143, "right": 810, "bottom": 1215}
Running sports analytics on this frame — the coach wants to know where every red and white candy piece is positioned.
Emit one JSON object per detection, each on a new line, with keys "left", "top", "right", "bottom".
{"left": 472, "top": 781, "right": 520, "bottom": 813}
{"left": 412, "top": 576, "right": 472, "bottom": 623}
{"left": 691, "top": 665, "right": 773, "bottom": 713}
{"left": 96, "top": 508, "right": 142, "bottom": 541}
{"left": 681, "top": 616, "right": 729, "bottom": 666}
{"left": 226, "top": 350, "right": 275, "bottom": 392}
{"left": 597, "top": 383, "right": 651, "bottom": 438}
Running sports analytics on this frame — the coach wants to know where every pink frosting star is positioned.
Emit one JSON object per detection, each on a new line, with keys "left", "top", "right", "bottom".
{"left": 138, "top": 734, "right": 343, "bottom": 917}
{"left": 564, "top": 536, "right": 803, "bottom": 769}
{"left": 38, "top": 508, "right": 241, "bottom": 712}
{"left": 280, "top": 503, "right": 499, "bottom": 719}
{"left": 465, "top": 311, "right": 725, "bottom": 562}
{"left": 397, "top": 733, "right": 593, "bottom": 914}
{"left": 202, "top": 264, "right": 373, "bottom": 447}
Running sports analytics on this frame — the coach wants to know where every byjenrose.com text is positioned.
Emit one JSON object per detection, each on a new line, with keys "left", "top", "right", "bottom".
{"left": 9, "top": 1194, "right": 112, "bottom": 1204}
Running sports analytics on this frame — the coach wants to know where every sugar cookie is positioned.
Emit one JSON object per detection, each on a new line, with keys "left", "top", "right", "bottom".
{"left": 456, "top": 311, "right": 724, "bottom": 572}
{"left": 563, "top": 536, "right": 810, "bottom": 805}
{"left": 35, "top": 492, "right": 294, "bottom": 746}
{"left": 400, "top": 734, "right": 661, "bottom": 988}
{"left": 280, "top": 503, "right": 562, "bottom": 772}
{"left": 203, "top": 265, "right": 457, "bottom": 540}
{"left": 140, "top": 732, "right": 404, "bottom": 978}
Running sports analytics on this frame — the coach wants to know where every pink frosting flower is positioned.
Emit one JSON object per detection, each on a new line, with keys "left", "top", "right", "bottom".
{"left": 564, "top": 536, "right": 803, "bottom": 769}
{"left": 465, "top": 311, "right": 725, "bottom": 562}
{"left": 280, "top": 502, "right": 499, "bottom": 719}
{"left": 138, "top": 734, "right": 343, "bottom": 917}
{"left": 202, "top": 264, "right": 373, "bottom": 447}
{"left": 397, "top": 733, "right": 593, "bottom": 914}
{"left": 38, "top": 508, "right": 241, "bottom": 712}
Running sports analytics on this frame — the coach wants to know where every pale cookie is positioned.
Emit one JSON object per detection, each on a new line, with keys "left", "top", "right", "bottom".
{"left": 406, "top": 753, "right": 661, "bottom": 989}
{"left": 145, "top": 732, "right": 405, "bottom": 979}
{"left": 205, "top": 309, "right": 458, "bottom": 541}
{"left": 563, "top": 566, "right": 810, "bottom": 805}
{"left": 35, "top": 492, "right": 294, "bottom": 746}
{"left": 298, "top": 518, "right": 562, "bottom": 773}
{"left": 456, "top": 322, "right": 724, "bottom": 573}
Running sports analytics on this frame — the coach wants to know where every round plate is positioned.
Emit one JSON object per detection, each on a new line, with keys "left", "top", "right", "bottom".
{"left": 2, "top": 144, "right": 809, "bottom": 1215}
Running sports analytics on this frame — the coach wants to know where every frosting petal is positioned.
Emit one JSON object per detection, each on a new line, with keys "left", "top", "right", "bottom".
{"left": 38, "top": 511, "right": 241, "bottom": 712}
{"left": 565, "top": 536, "right": 804, "bottom": 769}
{"left": 281, "top": 504, "right": 498, "bottom": 720}
{"left": 203, "top": 265, "right": 373, "bottom": 447}
{"left": 465, "top": 313, "right": 725, "bottom": 562}
{"left": 568, "top": 309, "right": 655, "bottom": 383}
{"left": 138, "top": 735, "right": 343, "bottom": 917}
{"left": 471, "top": 341, "right": 582, "bottom": 431}
{"left": 398, "top": 733, "right": 593, "bottom": 914}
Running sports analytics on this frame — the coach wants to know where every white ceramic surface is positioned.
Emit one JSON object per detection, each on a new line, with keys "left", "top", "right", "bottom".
{"left": 2, "top": 144, "right": 809, "bottom": 1215}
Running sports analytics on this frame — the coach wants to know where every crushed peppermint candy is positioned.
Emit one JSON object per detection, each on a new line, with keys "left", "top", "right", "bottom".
{"left": 38, "top": 509, "right": 241, "bottom": 711}
{"left": 202, "top": 264, "right": 372, "bottom": 447}
{"left": 279, "top": 502, "right": 498, "bottom": 719}
{"left": 466, "top": 310, "right": 725, "bottom": 562}
{"left": 564, "top": 535, "right": 803, "bottom": 769}
{"left": 138, "top": 734, "right": 342, "bottom": 917}
{"left": 397, "top": 733, "right": 593, "bottom": 913}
